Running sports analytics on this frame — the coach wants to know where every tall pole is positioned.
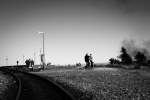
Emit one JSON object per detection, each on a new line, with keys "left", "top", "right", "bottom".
{"left": 38, "top": 32, "right": 46, "bottom": 69}
{"left": 43, "top": 33, "right": 45, "bottom": 55}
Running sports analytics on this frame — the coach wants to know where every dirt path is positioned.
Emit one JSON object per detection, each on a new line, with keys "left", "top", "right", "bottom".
{"left": 14, "top": 72, "right": 74, "bottom": 100}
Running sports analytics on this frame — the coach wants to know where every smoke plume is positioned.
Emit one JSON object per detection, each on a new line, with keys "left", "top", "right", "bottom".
{"left": 121, "top": 39, "right": 150, "bottom": 60}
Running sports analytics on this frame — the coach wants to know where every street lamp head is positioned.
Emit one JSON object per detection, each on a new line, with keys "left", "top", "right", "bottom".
{"left": 38, "top": 31, "right": 45, "bottom": 34}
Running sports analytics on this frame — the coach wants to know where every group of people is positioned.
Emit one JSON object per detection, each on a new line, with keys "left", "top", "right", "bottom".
{"left": 84, "top": 53, "right": 94, "bottom": 68}
{"left": 25, "top": 59, "right": 34, "bottom": 68}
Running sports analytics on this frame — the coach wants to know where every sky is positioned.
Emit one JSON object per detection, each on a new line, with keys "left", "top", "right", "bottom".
{"left": 0, "top": 0, "right": 150, "bottom": 66}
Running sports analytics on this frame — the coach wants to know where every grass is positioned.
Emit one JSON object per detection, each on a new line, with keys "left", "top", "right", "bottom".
{"left": 34, "top": 66, "right": 150, "bottom": 100}
{"left": 0, "top": 70, "right": 18, "bottom": 100}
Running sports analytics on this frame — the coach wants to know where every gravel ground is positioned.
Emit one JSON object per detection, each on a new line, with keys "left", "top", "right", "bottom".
{"left": 0, "top": 70, "right": 17, "bottom": 100}
{"left": 34, "top": 67, "right": 150, "bottom": 100}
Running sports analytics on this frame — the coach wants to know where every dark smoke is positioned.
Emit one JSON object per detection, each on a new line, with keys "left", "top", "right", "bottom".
{"left": 121, "top": 39, "right": 150, "bottom": 60}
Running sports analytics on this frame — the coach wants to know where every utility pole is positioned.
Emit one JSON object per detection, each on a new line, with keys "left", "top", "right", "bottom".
{"left": 38, "top": 32, "right": 46, "bottom": 69}
{"left": 43, "top": 33, "right": 45, "bottom": 55}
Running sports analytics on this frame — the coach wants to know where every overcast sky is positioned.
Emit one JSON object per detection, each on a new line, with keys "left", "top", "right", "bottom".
{"left": 0, "top": 0, "right": 150, "bottom": 65}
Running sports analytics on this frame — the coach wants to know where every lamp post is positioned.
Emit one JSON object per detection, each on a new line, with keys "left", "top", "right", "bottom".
{"left": 38, "top": 32, "right": 46, "bottom": 69}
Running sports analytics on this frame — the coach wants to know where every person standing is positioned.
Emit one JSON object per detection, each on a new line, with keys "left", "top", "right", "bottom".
{"left": 89, "top": 54, "right": 94, "bottom": 68}
{"left": 84, "top": 53, "right": 90, "bottom": 68}
{"left": 31, "top": 60, "right": 34, "bottom": 67}
{"left": 16, "top": 60, "right": 19, "bottom": 66}
{"left": 25, "top": 59, "right": 30, "bottom": 68}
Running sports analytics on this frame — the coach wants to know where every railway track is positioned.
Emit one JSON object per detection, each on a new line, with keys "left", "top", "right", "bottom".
{"left": 0, "top": 67, "right": 75, "bottom": 100}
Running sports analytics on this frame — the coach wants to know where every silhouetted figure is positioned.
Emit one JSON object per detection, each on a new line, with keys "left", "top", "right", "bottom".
{"left": 28, "top": 59, "right": 31, "bottom": 67}
{"left": 89, "top": 54, "right": 94, "bottom": 68}
{"left": 25, "top": 59, "right": 30, "bottom": 67}
{"left": 31, "top": 60, "right": 34, "bottom": 67}
{"left": 16, "top": 60, "right": 19, "bottom": 66}
{"left": 84, "top": 53, "right": 90, "bottom": 68}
